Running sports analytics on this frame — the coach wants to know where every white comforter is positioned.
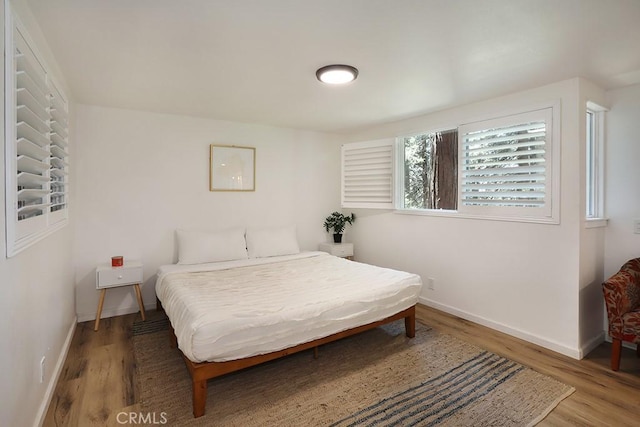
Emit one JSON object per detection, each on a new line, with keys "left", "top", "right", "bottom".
{"left": 155, "top": 252, "right": 422, "bottom": 363}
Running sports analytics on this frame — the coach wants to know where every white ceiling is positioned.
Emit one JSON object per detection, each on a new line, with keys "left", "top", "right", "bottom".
{"left": 24, "top": 0, "right": 640, "bottom": 133}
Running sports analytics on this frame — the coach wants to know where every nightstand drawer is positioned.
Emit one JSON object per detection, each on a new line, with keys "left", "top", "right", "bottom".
{"left": 96, "top": 265, "right": 143, "bottom": 289}
{"left": 333, "top": 245, "right": 353, "bottom": 257}
{"left": 319, "top": 242, "right": 354, "bottom": 258}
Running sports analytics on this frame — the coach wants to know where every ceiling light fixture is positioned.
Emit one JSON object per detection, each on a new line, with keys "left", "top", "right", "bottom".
{"left": 316, "top": 64, "right": 359, "bottom": 84}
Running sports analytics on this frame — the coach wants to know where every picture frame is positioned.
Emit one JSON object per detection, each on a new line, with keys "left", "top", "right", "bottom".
{"left": 209, "top": 145, "right": 256, "bottom": 191}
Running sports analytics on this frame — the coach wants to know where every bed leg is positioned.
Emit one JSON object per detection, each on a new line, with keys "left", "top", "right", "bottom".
{"left": 405, "top": 310, "right": 416, "bottom": 338}
{"left": 193, "top": 379, "right": 207, "bottom": 418}
{"left": 314, "top": 346, "right": 319, "bottom": 359}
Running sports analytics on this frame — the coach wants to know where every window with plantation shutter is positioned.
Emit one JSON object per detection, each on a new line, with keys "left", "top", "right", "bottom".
{"left": 5, "top": 9, "right": 70, "bottom": 257}
{"left": 458, "top": 107, "right": 558, "bottom": 222}
{"left": 341, "top": 139, "right": 394, "bottom": 209}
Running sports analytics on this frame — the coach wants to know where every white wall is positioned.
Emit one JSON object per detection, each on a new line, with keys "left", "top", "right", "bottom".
{"left": 0, "top": 229, "right": 75, "bottom": 427}
{"left": 73, "top": 105, "right": 344, "bottom": 321}
{"left": 0, "top": 1, "right": 76, "bottom": 426}
{"left": 344, "top": 79, "right": 595, "bottom": 358}
{"left": 605, "top": 84, "right": 640, "bottom": 276}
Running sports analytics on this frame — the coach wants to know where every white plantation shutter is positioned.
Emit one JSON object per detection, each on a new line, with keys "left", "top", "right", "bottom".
{"left": 458, "top": 107, "right": 556, "bottom": 221}
{"left": 5, "top": 10, "right": 70, "bottom": 257}
{"left": 49, "top": 81, "right": 70, "bottom": 220}
{"left": 342, "top": 139, "right": 394, "bottom": 209}
{"left": 14, "top": 28, "right": 49, "bottom": 229}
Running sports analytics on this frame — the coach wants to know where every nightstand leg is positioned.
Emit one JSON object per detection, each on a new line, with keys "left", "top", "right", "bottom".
{"left": 94, "top": 289, "right": 106, "bottom": 331}
{"left": 134, "top": 284, "right": 146, "bottom": 321}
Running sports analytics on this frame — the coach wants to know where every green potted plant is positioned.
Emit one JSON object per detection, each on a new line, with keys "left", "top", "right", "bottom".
{"left": 323, "top": 211, "right": 356, "bottom": 243}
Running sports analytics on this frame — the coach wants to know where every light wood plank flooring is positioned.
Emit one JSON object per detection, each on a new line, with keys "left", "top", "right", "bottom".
{"left": 44, "top": 305, "right": 640, "bottom": 426}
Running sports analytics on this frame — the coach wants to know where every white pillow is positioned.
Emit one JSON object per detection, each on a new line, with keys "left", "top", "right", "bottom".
{"left": 246, "top": 225, "right": 300, "bottom": 258}
{"left": 177, "top": 228, "right": 248, "bottom": 265}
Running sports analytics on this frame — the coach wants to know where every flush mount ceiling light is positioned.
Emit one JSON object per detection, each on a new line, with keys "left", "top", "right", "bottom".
{"left": 316, "top": 64, "right": 359, "bottom": 84}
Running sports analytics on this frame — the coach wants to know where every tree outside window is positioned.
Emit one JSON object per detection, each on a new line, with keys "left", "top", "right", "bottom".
{"left": 402, "top": 129, "right": 458, "bottom": 210}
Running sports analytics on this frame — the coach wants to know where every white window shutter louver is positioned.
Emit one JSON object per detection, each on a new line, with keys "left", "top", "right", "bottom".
{"left": 341, "top": 139, "right": 394, "bottom": 209}
{"left": 458, "top": 107, "right": 555, "bottom": 220}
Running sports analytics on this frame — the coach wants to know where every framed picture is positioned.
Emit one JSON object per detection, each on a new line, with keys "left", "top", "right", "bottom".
{"left": 209, "top": 145, "right": 256, "bottom": 191}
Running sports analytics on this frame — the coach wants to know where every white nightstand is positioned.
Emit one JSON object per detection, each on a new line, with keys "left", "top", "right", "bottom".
{"left": 94, "top": 260, "right": 145, "bottom": 331}
{"left": 319, "top": 242, "right": 354, "bottom": 260}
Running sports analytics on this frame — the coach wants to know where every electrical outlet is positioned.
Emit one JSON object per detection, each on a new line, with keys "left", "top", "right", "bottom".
{"left": 427, "top": 277, "right": 435, "bottom": 290}
{"left": 40, "top": 356, "right": 46, "bottom": 383}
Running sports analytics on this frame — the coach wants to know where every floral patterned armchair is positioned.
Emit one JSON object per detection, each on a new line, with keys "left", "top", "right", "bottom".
{"left": 602, "top": 258, "right": 640, "bottom": 370}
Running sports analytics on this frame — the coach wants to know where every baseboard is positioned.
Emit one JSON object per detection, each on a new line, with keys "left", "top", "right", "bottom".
{"left": 419, "top": 297, "right": 582, "bottom": 359}
{"left": 579, "top": 331, "right": 606, "bottom": 359}
{"left": 77, "top": 301, "right": 157, "bottom": 323}
{"left": 34, "top": 315, "right": 77, "bottom": 427}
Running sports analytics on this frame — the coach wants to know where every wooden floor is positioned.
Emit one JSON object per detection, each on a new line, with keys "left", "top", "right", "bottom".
{"left": 44, "top": 305, "right": 640, "bottom": 426}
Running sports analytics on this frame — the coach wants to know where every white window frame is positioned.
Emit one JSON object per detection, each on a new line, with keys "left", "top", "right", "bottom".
{"left": 585, "top": 101, "right": 606, "bottom": 224}
{"left": 457, "top": 105, "right": 559, "bottom": 223}
{"left": 392, "top": 103, "right": 560, "bottom": 224}
{"left": 4, "top": 5, "right": 69, "bottom": 257}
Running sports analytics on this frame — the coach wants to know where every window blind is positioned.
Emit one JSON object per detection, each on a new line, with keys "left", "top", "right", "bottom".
{"left": 458, "top": 107, "right": 555, "bottom": 219}
{"left": 5, "top": 12, "right": 70, "bottom": 257}
{"left": 341, "top": 139, "right": 394, "bottom": 209}
{"left": 14, "top": 28, "right": 50, "bottom": 225}
{"left": 49, "top": 81, "right": 69, "bottom": 217}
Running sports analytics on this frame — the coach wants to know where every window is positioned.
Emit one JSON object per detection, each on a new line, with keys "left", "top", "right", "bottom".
{"left": 5, "top": 9, "right": 70, "bottom": 257}
{"left": 400, "top": 129, "right": 458, "bottom": 210}
{"left": 388, "top": 105, "right": 559, "bottom": 222}
{"left": 458, "top": 107, "right": 556, "bottom": 221}
{"left": 586, "top": 103, "right": 605, "bottom": 219}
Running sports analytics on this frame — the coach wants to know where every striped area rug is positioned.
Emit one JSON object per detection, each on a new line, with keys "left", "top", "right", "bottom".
{"left": 331, "top": 351, "right": 526, "bottom": 426}
{"left": 133, "top": 319, "right": 574, "bottom": 426}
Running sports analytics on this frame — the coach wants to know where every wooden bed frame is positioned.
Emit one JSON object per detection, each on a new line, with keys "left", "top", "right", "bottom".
{"left": 166, "top": 304, "right": 417, "bottom": 418}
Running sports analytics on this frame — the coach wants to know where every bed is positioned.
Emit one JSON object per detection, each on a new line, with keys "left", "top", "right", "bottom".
{"left": 155, "top": 227, "right": 423, "bottom": 417}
